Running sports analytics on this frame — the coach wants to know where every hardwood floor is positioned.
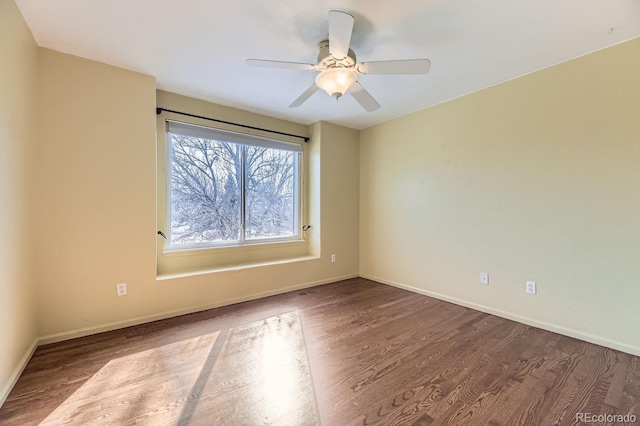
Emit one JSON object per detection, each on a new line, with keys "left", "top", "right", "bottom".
{"left": 1, "top": 278, "right": 638, "bottom": 425}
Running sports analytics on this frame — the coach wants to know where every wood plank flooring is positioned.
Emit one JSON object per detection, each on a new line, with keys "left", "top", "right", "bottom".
{"left": 1, "top": 278, "right": 639, "bottom": 425}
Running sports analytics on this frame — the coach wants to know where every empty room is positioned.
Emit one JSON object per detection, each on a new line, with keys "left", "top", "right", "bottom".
{"left": 1, "top": 0, "right": 639, "bottom": 424}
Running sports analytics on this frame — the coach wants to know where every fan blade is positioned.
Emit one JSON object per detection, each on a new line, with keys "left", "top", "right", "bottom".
{"left": 349, "top": 82, "right": 380, "bottom": 112}
{"left": 357, "top": 59, "right": 431, "bottom": 75}
{"left": 289, "top": 84, "right": 320, "bottom": 108}
{"left": 246, "top": 59, "right": 316, "bottom": 71}
{"left": 328, "top": 10, "right": 354, "bottom": 60}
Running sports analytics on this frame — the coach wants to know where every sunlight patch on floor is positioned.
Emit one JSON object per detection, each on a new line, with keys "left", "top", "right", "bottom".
{"left": 40, "top": 311, "right": 319, "bottom": 425}
{"left": 40, "top": 331, "right": 220, "bottom": 425}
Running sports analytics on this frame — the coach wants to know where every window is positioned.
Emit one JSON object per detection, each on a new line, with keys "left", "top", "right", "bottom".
{"left": 166, "top": 121, "right": 302, "bottom": 250}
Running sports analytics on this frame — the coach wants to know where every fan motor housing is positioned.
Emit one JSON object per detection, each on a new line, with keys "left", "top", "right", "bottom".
{"left": 317, "top": 40, "right": 356, "bottom": 70}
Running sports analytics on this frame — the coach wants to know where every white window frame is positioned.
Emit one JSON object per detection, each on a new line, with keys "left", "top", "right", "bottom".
{"left": 165, "top": 120, "right": 303, "bottom": 251}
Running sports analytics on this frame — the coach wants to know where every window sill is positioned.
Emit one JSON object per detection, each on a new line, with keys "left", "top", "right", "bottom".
{"left": 162, "top": 238, "right": 306, "bottom": 257}
{"left": 156, "top": 254, "right": 319, "bottom": 281}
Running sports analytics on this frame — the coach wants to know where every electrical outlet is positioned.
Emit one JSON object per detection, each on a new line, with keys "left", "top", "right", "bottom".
{"left": 117, "top": 282, "right": 127, "bottom": 296}
{"left": 526, "top": 281, "right": 536, "bottom": 295}
{"left": 331, "top": 254, "right": 336, "bottom": 263}
{"left": 480, "top": 272, "right": 489, "bottom": 285}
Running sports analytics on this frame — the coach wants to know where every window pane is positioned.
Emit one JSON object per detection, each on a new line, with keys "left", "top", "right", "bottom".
{"left": 245, "top": 147, "right": 297, "bottom": 240}
{"left": 169, "top": 134, "right": 242, "bottom": 245}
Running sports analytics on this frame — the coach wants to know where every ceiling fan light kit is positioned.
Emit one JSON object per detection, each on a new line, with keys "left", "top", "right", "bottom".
{"left": 246, "top": 10, "right": 431, "bottom": 112}
{"left": 316, "top": 68, "right": 356, "bottom": 99}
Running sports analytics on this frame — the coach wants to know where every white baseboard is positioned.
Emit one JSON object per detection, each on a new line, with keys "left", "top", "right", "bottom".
{"left": 38, "top": 273, "right": 359, "bottom": 345}
{"left": 361, "top": 273, "right": 640, "bottom": 357}
{"left": 0, "top": 338, "right": 38, "bottom": 407}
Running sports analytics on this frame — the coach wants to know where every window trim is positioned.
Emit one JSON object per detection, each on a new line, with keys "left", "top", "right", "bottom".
{"left": 164, "top": 120, "right": 304, "bottom": 252}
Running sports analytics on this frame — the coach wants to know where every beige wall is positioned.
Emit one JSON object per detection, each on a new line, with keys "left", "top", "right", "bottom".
{"left": 317, "top": 122, "right": 360, "bottom": 268}
{"left": 35, "top": 49, "right": 158, "bottom": 339}
{"left": 360, "top": 38, "right": 640, "bottom": 355}
{"left": 35, "top": 49, "right": 359, "bottom": 340}
{"left": 0, "top": 0, "right": 39, "bottom": 403}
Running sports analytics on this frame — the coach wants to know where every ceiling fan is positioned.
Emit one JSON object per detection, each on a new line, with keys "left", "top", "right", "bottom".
{"left": 246, "top": 10, "right": 431, "bottom": 112}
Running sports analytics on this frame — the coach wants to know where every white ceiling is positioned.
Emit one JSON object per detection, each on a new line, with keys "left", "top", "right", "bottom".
{"left": 15, "top": 0, "right": 640, "bottom": 130}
